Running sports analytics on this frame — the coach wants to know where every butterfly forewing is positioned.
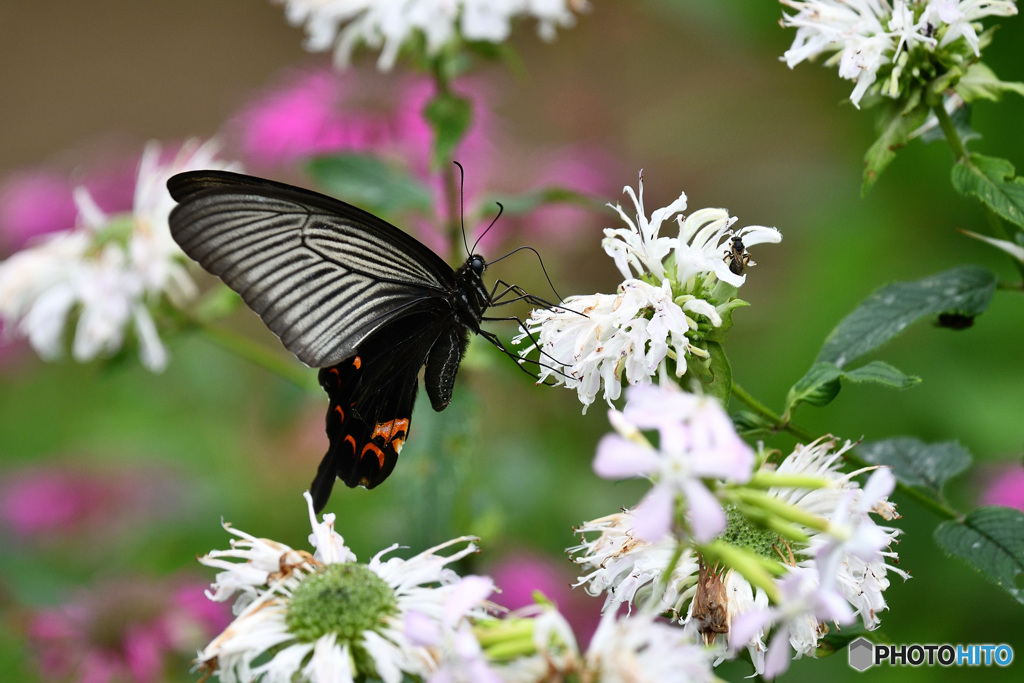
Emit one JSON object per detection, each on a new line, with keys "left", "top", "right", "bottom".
{"left": 168, "top": 171, "right": 456, "bottom": 368}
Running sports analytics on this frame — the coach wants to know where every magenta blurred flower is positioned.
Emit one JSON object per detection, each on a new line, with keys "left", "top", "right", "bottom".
{"left": 0, "top": 164, "right": 135, "bottom": 255}
{"left": 490, "top": 552, "right": 601, "bottom": 646}
{"left": 513, "top": 146, "right": 617, "bottom": 246}
{"left": 980, "top": 464, "right": 1024, "bottom": 511}
{"left": 0, "top": 463, "right": 188, "bottom": 545}
{"left": 232, "top": 68, "right": 405, "bottom": 168}
{"left": 27, "top": 575, "right": 230, "bottom": 683}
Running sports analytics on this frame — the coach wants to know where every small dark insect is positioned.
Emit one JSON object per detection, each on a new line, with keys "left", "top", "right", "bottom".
{"left": 725, "top": 234, "right": 755, "bottom": 276}
{"left": 167, "top": 170, "right": 549, "bottom": 512}
{"left": 937, "top": 312, "right": 975, "bottom": 330}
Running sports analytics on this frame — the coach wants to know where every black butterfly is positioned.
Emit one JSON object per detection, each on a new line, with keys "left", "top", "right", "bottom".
{"left": 167, "top": 170, "right": 539, "bottom": 512}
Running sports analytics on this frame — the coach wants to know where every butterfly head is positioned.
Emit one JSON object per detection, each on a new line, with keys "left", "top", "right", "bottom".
{"left": 468, "top": 254, "right": 486, "bottom": 275}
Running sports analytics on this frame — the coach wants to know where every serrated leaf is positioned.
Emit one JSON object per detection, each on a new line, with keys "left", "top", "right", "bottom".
{"left": 954, "top": 62, "right": 1024, "bottom": 103}
{"left": 784, "top": 361, "right": 918, "bottom": 420}
{"left": 863, "top": 101, "right": 929, "bottom": 195}
{"left": 952, "top": 153, "right": 1024, "bottom": 230}
{"left": 424, "top": 91, "right": 472, "bottom": 169}
{"left": 703, "top": 341, "right": 732, "bottom": 405}
{"left": 843, "top": 360, "right": 920, "bottom": 388}
{"left": 816, "top": 265, "right": 996, "bottom": 368}
{"left": 786, "top": 363, "right": 843, "bottom": 413}
{"left": 306, "top": 154, "right": 433, "bottom": 214}
{"left": 934, "top": 507, "right": 1024, "bottom": 606}
{"left": 859, "top": 438, "right": 971, "bottom": 493}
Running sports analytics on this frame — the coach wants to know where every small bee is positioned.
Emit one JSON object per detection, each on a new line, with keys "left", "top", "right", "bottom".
{"left": 725, "top": 234, "right": 755, "bottom": 276}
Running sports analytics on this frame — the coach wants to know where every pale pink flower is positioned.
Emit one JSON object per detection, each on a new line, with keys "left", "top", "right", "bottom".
{"left": 594, "top": 384, "right": 754, "bottom": 542}
{"left": 980, "top": 464, "right": 1024, "bottom": 511}
{"left": 27, "top": 576, "right": 229, "bottom": 683}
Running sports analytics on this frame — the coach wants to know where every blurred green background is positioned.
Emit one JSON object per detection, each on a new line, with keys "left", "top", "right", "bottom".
{"left": 2, "top": 2, "right": 1023, "bottom": 681}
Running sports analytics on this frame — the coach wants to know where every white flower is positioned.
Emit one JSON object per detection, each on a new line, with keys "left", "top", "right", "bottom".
{"left": 582, "top": 610, "right": 717, "bottom": 683}
{"left": 730, "top": 566, "right": 854, "bottom": 679}
{"left": 781, "top": 0, "right": 897, "bottom": 108}
{"left": 764, "top": 437, "right": 905, "bottom": 630}
{"left": 275, "top": 0, "right": 588, "bottom": 71}
{"left": 198, "top": 491, "right": 484, "bottom": 683}
{"left": 573, "top": 434, "right": 905, "bottom": 678}
{"left": 603, "top": 174, "right": 688, "bottom": 282}
{"left": 515, "top": 174, "right": 779, "bottom": 410}
{"left": 0, "top": 139, "right": 238, "bottom": 371}
{"left": 570, "top": 510, "right": 700, "bottom": 614}
{"left": 405, "top": 575, "right": 501, "bottom": 683}
{"left": 925, "top": 0, "right": 1018, "bottom": 55}
{"left": 594, "top": 384, "right": 755, "bottom": 543}
{"left": 675, "top": 208, "right": 781, "bottom": 288}
{"left": 781, "top": 0, "right": 1018, "bottom": 107}
{"left": 516, "top": 279, "right": 716, "bottom": 411}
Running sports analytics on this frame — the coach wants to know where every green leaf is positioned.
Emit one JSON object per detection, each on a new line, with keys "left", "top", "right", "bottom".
{"left": 816, "top": 265, "right": 996, "bottom": 368}
{"left": 784, "top": 361, "right": 919, "bottom": 419}
{"left": 859, "top": 438, "right": 971, "bottom": 494}
{"left": 424, "top": 91, "right": 472, "bottom": 168}
{"left": 703, "top": 341, "right": 732, "bottom": 405}
{"left": 731, "top": 410, "right": 777, "bottom": 436}
{"left": 481, "top": 186, "right": 599, "bottom": 216}
{"left": 843, "top": 360, "right": 921, "bottom": 388}
{"left": 916, "top": 102, "right": 978, "bottom": 146}
{"left": 934, "top": 507, "right": 1024, "bottom": 606}
{"left": 952, "top": 153, "right": 1024, "bottom": 230}
{"left": 954, "top": 62, "right": 1024, "bottom": 103}
{"left": 785, "top": 363, "right": 843, "bottom": 413}
{"left": 306, "top": 154, "right": 433, "bottom": 215}
{"left": 863, "top": 101, "right": 929, "bottom": 195}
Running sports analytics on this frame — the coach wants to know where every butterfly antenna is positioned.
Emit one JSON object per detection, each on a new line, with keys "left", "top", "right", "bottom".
{"left": 488, "top": 245, "right": 571, "bottom": 307}
{"left": 470, "top": 202, "right": 505, "bottom": 256}
{"left": 454, "top": 161, "right": 472, "bottom": 258}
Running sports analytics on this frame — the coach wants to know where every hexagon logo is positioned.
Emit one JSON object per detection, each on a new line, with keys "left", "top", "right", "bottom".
{"left": 848, "top": 637, "right": 875, "bottom": 672}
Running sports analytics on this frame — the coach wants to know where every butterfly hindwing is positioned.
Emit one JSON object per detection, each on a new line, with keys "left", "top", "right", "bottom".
{"left": 309, "top": 307, "right": 469, "bottom": 511}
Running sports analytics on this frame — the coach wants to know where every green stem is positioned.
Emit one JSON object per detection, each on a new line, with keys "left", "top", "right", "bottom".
{"left": 731, "top": 382, "right": 957, "bottom": 521}
{"left": 730, "top": 383, "right": 786, "bottom": 433}
{"left": 195, "top": 322, "right": 316, "bottom": 391}
{"left": 933, "top": 102, "right": 968, "bottom": 163}
{"left": 430, "top": 55, "right": 464, "bottom": 267}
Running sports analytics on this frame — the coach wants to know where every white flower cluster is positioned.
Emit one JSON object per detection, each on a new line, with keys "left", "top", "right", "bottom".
{"left": 197, "top": 492, "right": 720, "bottom": 683}
{"left": 571, "top": 385, "right": 907, "bottom": 679}
{"left": 275, "top": 0, "right": 589, "bottom": 70}
{"left": 516, "top": 174, "right": 780, "bottom": 411}
{"left": 781, "top": 0, "right": 1018, "bottom": 108}
{"left": 0, "top": 140, "right": 238, "bottom": 371}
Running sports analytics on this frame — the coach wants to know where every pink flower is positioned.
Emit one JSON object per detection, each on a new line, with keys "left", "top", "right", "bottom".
{"left": 490, "top": 553, "right": 602, "bottom": 646}
{"left": 27, "top": 576, "right": 230, "bottom": 683}
{"left": 231, "top": 68, "right": 404, "bottom": 168}
{"left": 0, "top": 463, "right": 188, "bottom": 544}
{"left": 594, "top": 384, "right": 755, "bottom": 543}
{"left": 0, "top": 164, "right": 135, "bottom": 254}
{"left": 512, "top": 146, "right": 618, "bottom": 247}
{"left": 980, "top": 465, "right": 1024, "bottom": 511}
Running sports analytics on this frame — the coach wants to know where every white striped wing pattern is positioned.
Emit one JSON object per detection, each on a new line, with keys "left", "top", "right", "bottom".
{"left": 168, "top": 171, "right": 458, "bottom": 368}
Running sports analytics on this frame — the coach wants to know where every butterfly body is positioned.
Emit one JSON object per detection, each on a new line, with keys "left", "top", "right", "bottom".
{"left": 167, "top": 171, "right": 492, "bottom": 511}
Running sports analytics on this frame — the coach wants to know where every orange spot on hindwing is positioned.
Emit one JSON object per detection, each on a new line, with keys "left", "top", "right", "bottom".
{"left": 361, "top": 442, "right": 386, "bottom": 468}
